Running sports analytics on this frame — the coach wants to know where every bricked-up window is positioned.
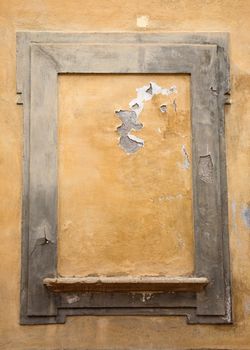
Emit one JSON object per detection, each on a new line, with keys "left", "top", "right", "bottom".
{"left": 17, "top": 32, "right": 231, "bottom": 324}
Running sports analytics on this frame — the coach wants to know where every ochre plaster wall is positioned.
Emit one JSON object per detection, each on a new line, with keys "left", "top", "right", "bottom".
{"left": 0, "top": 1, "right": 250, "bottom": 349}
{"left": 58, "top": 74, "right": 193, "bottom": 277}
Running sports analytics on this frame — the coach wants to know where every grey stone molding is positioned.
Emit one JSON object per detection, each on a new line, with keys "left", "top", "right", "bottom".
{"left": 17, "top": 31, "right": 231, "bottom": 324}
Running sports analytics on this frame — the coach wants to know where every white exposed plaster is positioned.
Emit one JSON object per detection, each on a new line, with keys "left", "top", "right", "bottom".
{"left": 127, "top": 134, "right": 144, "bottom": 145}
{"left": 66, "top": 295, "right": 80, "bottom": 304}
{"left": 141, "top": 292, "right": 153, "bottom": 303}
{"left": 136, "top": 16, "right": 149, "bottom": 28}
{"left": 129, "top": 82, "right": 177, "bottom": 117}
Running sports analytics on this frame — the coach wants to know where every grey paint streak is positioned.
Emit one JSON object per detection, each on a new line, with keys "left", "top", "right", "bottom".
{"left": 242, "top": 204, "right": 250, "bottom": 228}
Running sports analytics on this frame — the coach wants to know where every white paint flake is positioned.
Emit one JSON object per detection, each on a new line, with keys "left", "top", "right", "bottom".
{"left": 129, "top": 82, "right": 177, "bottom": 117}
{"left": 66, "top": 295, "right": 80, "bottom": 304}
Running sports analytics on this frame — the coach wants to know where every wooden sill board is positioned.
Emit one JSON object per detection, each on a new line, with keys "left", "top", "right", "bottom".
{"left": 43, "top": 276, "right": 209, "bottom": 293}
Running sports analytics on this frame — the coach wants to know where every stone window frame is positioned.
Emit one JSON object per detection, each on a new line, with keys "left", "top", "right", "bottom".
{"left": 17, "top": 32, "right": 231, "bottom": 325}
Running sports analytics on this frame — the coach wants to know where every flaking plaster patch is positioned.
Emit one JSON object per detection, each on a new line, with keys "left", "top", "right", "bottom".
{"left": 115, "top": 81, "right": 177, "bottom": 153}
{"left": 115, "top": 109, "right": 144, "bottom": 153}
{"left": 66, "top": 294, "right": 80, "bottom": 304}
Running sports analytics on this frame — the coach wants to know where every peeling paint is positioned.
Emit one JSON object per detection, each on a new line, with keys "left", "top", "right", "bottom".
{"left": 115, "top": 109, "right": 144, "bottom": 153}
{"left": 242, "top": 203, "right": 250, "bottom": 228}
{"left": 129, "top": 82, "right": 177, "bottom": 118}
{"left": 116, "top": 82, "right": 177, "bottom": 153}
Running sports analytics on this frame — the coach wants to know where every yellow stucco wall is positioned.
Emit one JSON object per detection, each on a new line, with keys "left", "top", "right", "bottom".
{"left": 0, "top": 0, "right": 250, "bottom": 349}
{"left": 58, "top": 74, "right": 193, "bottom": 277}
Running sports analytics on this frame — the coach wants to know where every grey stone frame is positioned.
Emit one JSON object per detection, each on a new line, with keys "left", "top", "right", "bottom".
{"left": 17, "top": 32, "right": 231, "bottom": 325}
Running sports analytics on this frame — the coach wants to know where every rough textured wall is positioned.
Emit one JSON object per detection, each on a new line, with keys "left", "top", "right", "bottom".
{"left": 0, "top": 0, "right": 250, "bottom": 349}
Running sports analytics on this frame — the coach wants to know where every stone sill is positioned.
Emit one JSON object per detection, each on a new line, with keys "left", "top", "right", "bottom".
{"left": 43, "top": 276, "right": 209, "bottom": 293}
